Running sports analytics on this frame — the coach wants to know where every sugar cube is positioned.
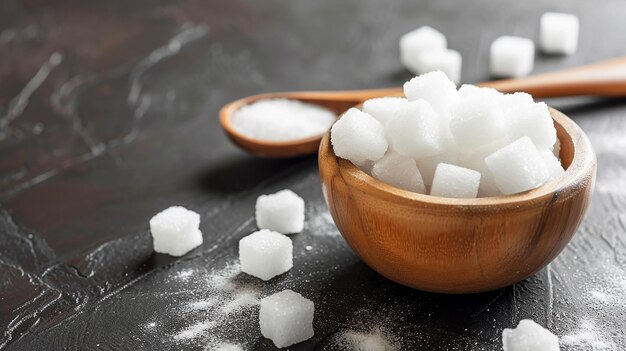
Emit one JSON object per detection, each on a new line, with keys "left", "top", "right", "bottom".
{"left": 552, "top": 137, "right": 561, "bottom": 158}
{"left": 362, "top": 97, "right": 409, "bottom": 125}
{"left": 418, "top": 153, "right": 459, "bottom": 187}
{"left": 400, "top": 26, "right": 447, "bottom": 73}
{"left": 259, "top": 289, "right": 314, "bottom": 348}
{"left": 500, "top": 92, "right": 535, "bottom": 112}
{"left": 490, "top": 36, "right": 535, "bottom": 77}
{"left": 372, "top": 152, "right": 426, "bottom": 193}
{"left": 541, "top": 150, "right": 565, "bottom": 181}
{"left": 403, "top": 70, "right": 459, "bottom": 113}
{"left": 458, "top": 84, "right": 501, "bottom": 101}
{"left": 506, "top": 102, "right": 557, "bottom": 150}
{"left": 149, "top": 206, "right": 202, "bottom": 256}
{"left": 449, "top": 97, "right": 505, "bottom": 151}
{"left": 540, "top": 12, "right": 579, "bottom": 55}
{"left": 411, "top": 49, "right": 462, "bottom": 84}
{"left": 256, "top": 189, "right": 305, "bottom": 234}
{"left": 457, "top": 141, "right": 508, "bottom": 197}
{"left": 331, "top": 108, "right": 388, "bottom": 165}
{"left": 430, "top": 163, "right": 481, "bottom": 198}
{"left": 239, "top": 229, "right": 293, "bottom": 281}
{"left": 385, "top": 99, "right": 444, "bottom": 159}
{"left": 502, "top": 319, "right": 560, "bottom": 351}
{"left": 485, "top": 137, "right": 550, "bottom": 195}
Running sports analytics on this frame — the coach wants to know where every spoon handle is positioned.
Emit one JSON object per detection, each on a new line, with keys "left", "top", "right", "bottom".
{"left": 479, "top": 56, "right": 626, "bottom": 98}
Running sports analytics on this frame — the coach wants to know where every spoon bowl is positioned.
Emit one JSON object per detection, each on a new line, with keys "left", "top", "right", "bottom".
{"left": 318, "top": 107, "right": 596, "bottom": 293}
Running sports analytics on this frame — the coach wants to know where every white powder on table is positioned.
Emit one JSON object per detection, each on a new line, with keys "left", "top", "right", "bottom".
{"left": 231, "top": 99, "right": 336, "bottom": 141}
{"left": 336, "top": 327, "right": 400, "bottom": 351}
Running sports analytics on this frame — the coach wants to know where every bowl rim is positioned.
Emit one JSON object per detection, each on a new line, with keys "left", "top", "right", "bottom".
{"left": 319, "top": 106, "right": 596, "bottom": 210}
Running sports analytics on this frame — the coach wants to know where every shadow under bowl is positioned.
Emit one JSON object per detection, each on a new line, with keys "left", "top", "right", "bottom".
{"left": 318, "top": 107, "right": 596, "bottom": 293}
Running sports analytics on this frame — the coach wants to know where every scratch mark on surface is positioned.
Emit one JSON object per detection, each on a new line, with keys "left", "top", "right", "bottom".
{"left": 127, "top": 24, "right": 208, "bottom": 105}
{"left": 545, "top": 264, "right": 554, "bottom": 329}
{"left": 0, "top": 52, "right": 63, "bottom": 131}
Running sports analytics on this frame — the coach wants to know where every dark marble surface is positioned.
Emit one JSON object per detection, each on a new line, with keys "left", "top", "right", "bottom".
{"left": 1, "top": 0, "right": 626, "bottom": 350}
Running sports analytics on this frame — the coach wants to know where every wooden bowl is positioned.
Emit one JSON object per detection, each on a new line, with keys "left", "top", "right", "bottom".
{"left": 318, "top": 107, "right": 596, "bottom": 293}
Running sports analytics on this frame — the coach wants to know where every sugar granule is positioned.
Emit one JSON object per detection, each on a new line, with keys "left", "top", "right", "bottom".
{"left": 561, "top": 318, "right": 615, "bottom": 350}
{"left": 174, "top": 320, "right": 216, "bottom": 340}
{"left": 232, "top": 99, "right": 336, "bottom": 142}
{"left": 339, "top": 327, "right": 399, "bottom": 351}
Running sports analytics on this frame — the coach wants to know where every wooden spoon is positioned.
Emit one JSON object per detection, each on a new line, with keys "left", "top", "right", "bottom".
{"left": 220, "top": 56, "right": 626, "bottom": 158}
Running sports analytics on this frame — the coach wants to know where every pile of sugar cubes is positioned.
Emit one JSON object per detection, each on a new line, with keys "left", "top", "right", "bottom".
{"left": 401, "top": 12, "right": 579, "bottom": 78}
{"left": 231, "top": 99, "right": 336, "bottom": 142}
{"left": 502, "top": 319, "right": 560, "bottom": 351}
{"left": 237, "top": 189, "right": 315, "bottom": 348}
{"left": 331, "top": 70, "right": 564, "bottom": 198}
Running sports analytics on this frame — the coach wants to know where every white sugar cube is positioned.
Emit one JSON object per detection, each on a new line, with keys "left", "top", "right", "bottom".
{"left": 149, "top": 206, "right": 202, "bottom": 256}
{"left": 410, "top": 49, "right": 462, "bottom": 84}
{"left": 449, "top": 97, "right": 505, "bottom": 151}
{"left": 540, "top": 12, "right": 579, "bottom": 55}
{"left": 260, "top": 289, "right": 314, "bottom": 348}
{"left": 331, "top": 108, "right": 388, "bottom": 165}
{"left": 485, "top": 137, "right": 550, "bottom": 195}
{"left": 458, "top": 141, "right": 508, "bottom": 197}
{"left": 490, "top": 36, "right": 535, "bottom": 78}
{"left": 372, "top": 152, "right": 426, "bottom": 193}
{"left": 256, "top": 189, "right": 305, "bottom": 234}
{"left": 540, "top": 150, "right": 565, "bottom": 181}
{"left": 362, "top": 97, "right": 409, "bottom": 125}
{"left": 400, "top": 26, "right": 447, "bottom": 73}
{"left": 506, "top": 102, "right": 557, "bottom": 150}
{"left": 502, "top": 319, "right": 559, "bottom": 351}
{"left": 430, "top": 163, "right": 481, "bottom": 198}
{"left": 239, "top": 229, "right": 293, "bottom": 281}
{"left": 418, "top": 153, "right": 459, "bottom": 187}
{"left": 500, "top": 92, "right": 534, "bottom": 112}
{"left": 458, "top": 84, "right": 501, "bottom": 101}
{"left": 403, "top": 70, "right": 459, "bottom": 113}
{"left": 386, "top": 99, "right": 444, "bottom": 159}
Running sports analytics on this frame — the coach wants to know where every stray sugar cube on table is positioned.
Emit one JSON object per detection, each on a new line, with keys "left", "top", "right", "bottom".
{"left": 400, "top": 26, "right": 447, "bottom": 74}
{"left": 386, "top": 99, "right": 444, "bottom": 160}
{"left": 430, "top": 163, "right": 481, "bottom": 198}
{"left": 256, "top": 189, "right": 305, "bottom": 234}
{"left": 490, "top": 36, "right": 535, "bottom": 78}
{"left": 331, "top": 108, "right": 388, "bottom": 165}
{"left": 502, "top": 319, "right": 560, "bottom": 351}
{"left": 149, "top": 206, "right": 202, "bottom": 256}
{"left": 362, "top": 97, "right": 409, "bottom": 125}
{"left": 485, "top": 136, "right": 550, "bottom": 195}
{"left": 540, "top": 12, "right": 579, "bottom": 55}
{"left": 259, "top": 289, "right": 315, "bottom": 348}
{"left": 239, "top": 229, "right": 293, "bottom": 281}
{"left": 372, "top": 152, "right": 426, "bottom": 193}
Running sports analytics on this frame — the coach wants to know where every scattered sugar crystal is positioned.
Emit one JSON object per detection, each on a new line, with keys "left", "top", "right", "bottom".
{"left": 540, "top": 150, "right": 565, "bottom": 181}
{"left": 399, "top": 26, "right": 447, "bottom": 74}
{"left": 239, "top": 229, "right": 293, "bottom": 281}
{"left": 403, "top": 70, "right": 458, "bottom": 113}
{"left": 342, "top": 329, "right": 399, "bottom": 351}
{"left": 449, "top": 97, "right": 505, "bottom": 151}
{"left": 540, "top": 12, "right": 579, "bottom": 55}
{"left": 506, "top": 102, "right": 556, "bottom": 150}
{"left": 231, "top": 99, "right": 336, "bottom": 141}
{"left": 485, "top": 137, "right": 550, "bottom": 195}
{"left": 430, "top": 163, "right": 481, "bottom": 198}
{"left": 221, "top": 290, "right": 260, "bottom": 314}
{"left": 362, "top": 97, "right": 409, "bottom": 125}
{"left": 490, "top": 36, "right": 535, "bottom": 78}
{"left": 259, "top": 289, "right": 315, "bottom": 348}
{"left": 255, "top": 189, "right": 305, "bottom": 234}
{"left": 305, "top": 245, "right": 313, "bottom": 251}
{"left": 372, "top": 152, "right": 426, "bottom": 193}
{"left": 214, "top": 343, "right": 243, "bottom": 351}
{"left": 386, "top": 99, "right": 443, "bottom": 159}
{"left": 502, "top": 319, "right": 559, "bottom": 351}
{"left": 331, "top": 108, "right": 388, "bottom": 165}
{"left": 149, "top": 206, "right": 202, "bottom": 256}
{"left": 411, "top": 49, "right": 462, "bottom": 84}
{"left": 174, "top": 320, "right": 216, "bottom": 340}
{"left": 418, "top": 153, "right": 460, "bottom": 187}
